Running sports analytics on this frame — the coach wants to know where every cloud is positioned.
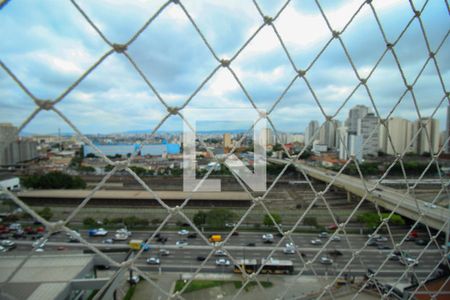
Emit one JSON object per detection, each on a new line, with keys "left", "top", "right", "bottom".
{"left": 0, "top": 0, "right": 448, "bottom": 135}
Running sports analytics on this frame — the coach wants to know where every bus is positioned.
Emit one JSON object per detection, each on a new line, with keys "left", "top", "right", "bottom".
{"left": 233, "top": 258, "right": 294, "bottom": 275}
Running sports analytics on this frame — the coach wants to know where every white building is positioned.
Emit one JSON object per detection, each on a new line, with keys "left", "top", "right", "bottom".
{"left": 345, "top": 105, "right": 369, "bottom": 134}
{"left": 0, "top": 123, "right": 38, "bottom": 166}
{"left": 287, "top": 134, "right": 304, "bottom": 144}
{"left": 305, "top": 120, "right": 319, "bottom": 145}
{"left": 379, "top": 117, "right": 414, "bottom": 155}
{"left": 357, "top": 113, "right": 379, "bottom": 158}
{"left": 319, "top": 120, "right": 340, "bottom": 150}
{"left": 413, "top": 118, "right": 440, "bottom": 154}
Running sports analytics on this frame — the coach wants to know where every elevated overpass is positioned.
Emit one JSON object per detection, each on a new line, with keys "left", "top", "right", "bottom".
{"left": 269, "top": 158, "right": 449, "bottom": 234}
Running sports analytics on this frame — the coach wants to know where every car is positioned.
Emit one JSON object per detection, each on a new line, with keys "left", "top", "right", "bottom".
{"left": 246, "top": 242, "right": 256, "bottom": 247}
{"left": 215, "top": 258, "right": 231, "bottom": 266}
{"left": 275, "top": 232, "right": 283, "bottom": 237}
{"left": 35, "top": 247, "right": 44, "bottom": 253}
{"left": 310, "top": 239, "right": 322, "bottom": 245}
{"left": 285, "top": 242, "right": 296, "bottom": 248}
{"left": 377, "top": 244, "right": 391, "bottom": 250}
{"left": 88, "top": 228, "right": 108, "bottom": 237}
{"left": 214, "top": 249, "right": 226, "bottom": 256}
{"left": 225, "top": 223, "right": 236, "bottom": 228}
{"left": 0, "top": 245, "right": 7, "bottom": 253}
{"left": 103, "top": 238, "right": 114, "bottom": 244}
{"left": 319, "top": 256, "right": 333, "bottom": 265}
{"left": 399, "top": 256, "right": 418, "bottom": 266}
{"left": 328, "top": 249, "right": 343, "bottom": 257}
{"left": 12, "top": 230, "right": 25, "bottom": 239}
{"left": 68, "top": 231, "right": 81, "bottom": 243}
{"left": 23, "top": 226, "right": 36, "bottom": 234}
{"left": 367, "top": 239, "right": 378, "bottom": 246}
{"left": 375, "top": 236, "right": 388, "bottom": 242}
{"left": 129, "top": 275, "right": 140, "bottom": 284}
{"left": 187, "top": 233, "right": 197, "bottom": 239}
{"left": 330, "top": 235, "right": 341, "bottom": 242}
{"left": 0, "top": 234, "right": 9, "bottom": 240}
{"left": 262, "top": 233, "right": 274, "bottom": 241}
{"left": 232, "top": 231, "right": 239, "bottom": 236}
{"left": 405, "top": 235, "right": 416, "bottom": 242}
{"left": 327, "top": 224, "right": 338, "bottom": 230}
{"left": 283, "top": 247, "right": 295, "bottom": 254}
{"left": 32, "top": 238, "right": 48, "bottom": 248}
{"left": 176, "top": 240, "right": 188, "bottom": 247}
{"left": 318, "top": 232, "right": 329, "bottom": 238}
{"left": 196, "top": 256, "right": 206, "bottom": 261}
{"left": 146, "top": 257, "right": 160, "bottom": 265}
{"left": 263, "top": 239, "right": 274, "bottom": 244}
{"left": 424, "top": 202, "right": 437, "bottom": 209}
{"left": 116, "top": 228, "right": 132, "bottom": 237}
{"left": 113, "top": 233, "right": 128, "bottom": 241}
{"left": 388, "top": 253, "right": 400, "bottom": 261}
{"left": 415, "top": 239, "right": 428, "bottom": 246}
{"left": 160, "top": 249, "right": 170, "bottom": 256}
{"left": 0, "top": 240, "right": 16, "bottom": 250}
{"left": 57, "top": 246, "right": 66, "bottom": 251}
{"left": 8, "top": 223, "right": 21, "bottom": 231}
{"left": 178, "top": 229, "right": 189, "bottom": 236}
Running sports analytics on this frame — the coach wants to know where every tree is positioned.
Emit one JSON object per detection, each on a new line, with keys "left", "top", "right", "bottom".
{"left": 205, "top": 208, "right": 236, "bottom": 229}
{"left": 303, "top": 216, "right": 318, "bottom": 227}
{"left": 83, "top": 217, "right": 96, "bottom": 227}
{"left": 263, "top": 213, "right": 282, "bottom": 227}
{"left": 38, "top": 207, "right": 53, "bottom": 221}
{"left": 21, "top": 172, "right": 86, "bottom": 189}
{"left": 193, "top": 211, "right": 207, "bottom": 226}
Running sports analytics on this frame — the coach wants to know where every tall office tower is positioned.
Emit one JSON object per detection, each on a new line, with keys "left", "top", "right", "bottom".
{"left": 305, "top": 120, "right": 319, "bottom": 145}
{"left": 319, "top": 119, "right": 340, "bottom": 149}
{"left": 337, "top": 126, "right": 349, "bottom": 160}
{"left": 357, "top": 113, "right": 379, "bottom": 158}
{"left": 413, "top": 118, "right": 440, "bottom": 154}
{"left": 345, "top": 105, "right": 369, "bottom": 133}
{"left": 223, "top": 133, "right": 232, "bottom": 148}
{"left": 262, "top": 127, "right": 274, "bottom": 146}
{"left": 446, "top": 105, "right": 450, "bottom": 153}
{"left": 379, "top": 117, "right": 414, "bottom": 155}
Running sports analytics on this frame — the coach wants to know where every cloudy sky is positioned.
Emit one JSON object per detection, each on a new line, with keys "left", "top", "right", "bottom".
{"left": 0, "top": 0, "right": 448, "bottom": 135}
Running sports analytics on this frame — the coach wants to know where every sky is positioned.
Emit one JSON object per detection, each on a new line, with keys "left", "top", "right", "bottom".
{"left": 0, "top": 0, "right": 449, "bottom": 135}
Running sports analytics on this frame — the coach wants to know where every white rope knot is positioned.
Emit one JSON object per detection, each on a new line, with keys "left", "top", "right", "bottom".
{"left": 167, "top": 106, "right": 179, "bottom": 115}
{"left": 332, "top": 30, "right": 340, "bottom": 38}
{"left": 366, "top": 0, "right": 372, "bottom": 4}
{"left": 252, "top": 196, "right": 262, "bottom": 205}
{"left": 414, "top": 10, "right": 421, "bottom": 17}
{"left": 297, "top": 69, "right": 306, "bottom": 77}
{"left": 429, "top": 51, "right": 435, "bottom": 58}
{"left": 112, "top": 43, "right": 127, "bottom": 53}
{"left": 114, "top": 160, "right": 129, "bottom": 171}
{"left": 359, "top": 77, "right": 367, "bottom": 84}
{"left": 36, "top": 99, "right": 54, "bottom": 111}
{"left": 171, "top": 0, "right": 179, "bottom": 4}
{"left": 406, "top": 84, "right": 413, "bottom": 91}
{"left": 325, "top": 115, "right": 332, "bottom": 122}
{"left": 386, "top": 42, "right": 394, "bottom": 49}
{"left": 49, "top": 220, "right": 64, "bottom": 233}
{"left": 220, "top": 59, "right": 230, "bottom": 67}
{"left": 120, "top": 259, "right": 133, "bottom": 268}
{"left": 263, "top": 16, "right": 273, "bottom": 25}
{"left": 258, "top": 110, "right": 267, "bottom": 119}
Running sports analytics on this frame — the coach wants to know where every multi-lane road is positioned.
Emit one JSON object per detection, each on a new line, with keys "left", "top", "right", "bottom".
{"left": 3, "top": 230, "right": 446, "bottom": 280}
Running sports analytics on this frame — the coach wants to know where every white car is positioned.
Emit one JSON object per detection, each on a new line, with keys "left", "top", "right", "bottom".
{"left": 214, "top": 249, "right": 226, "bottom": 256}
{"left": 424, "top": 202, "right": 437, "bottom": 209}
{"left": 310, "top": 239, "right": 322, "bottom": 245}
{"left": 285, "top": 242, "right": 296, "bottom": 248}
{"left": 262, "top": 233, "right": 274, "bottom": 240}
{"left": 113, "top": 233, "right": 128, "bottom": 241}
{"left": 116, "top": 228, "right": 132, "bottom": 237}
{"left": 399, "top": 256, "right": 419, "bottom": 266}
{"left": 319, "top": 256, "right": 333, "bottom": 265}
{"left": 146, "top": 257, "right": 160, "bottom": 265}
{"left": 215, "top": 258, "right": 231, "bottom": 266}
{"left": 318, "top": 232, "right": 329, "bottom": 238}
{"left": 176, "top": 240, "right": 188, "bottom": 247}
{"left": 0, "top": 246, "right": 6, "bottom": 253}
{"left": 160, "top": 249, "right": 170, "bottom": 256}
{"left": 0, "top": 240, "right": 16, "bottom": 249}
{"left": 35, "top": 247, "right": 44, "bottom": 253}
{"left": 178, "top": 229, "right": 189, "bottom": 236}
{"left": 331, "top": 235, "right": 341, "bottom": 242}
{"left": 283, "top": 247, "right": 295, "bottom": 254}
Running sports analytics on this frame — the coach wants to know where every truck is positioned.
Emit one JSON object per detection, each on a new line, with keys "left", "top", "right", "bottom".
{"left": 128, "top": 239, "right": 150, "bottom": 251}
{"left": 209, "top": 235, "right": 222, "bottom": 243}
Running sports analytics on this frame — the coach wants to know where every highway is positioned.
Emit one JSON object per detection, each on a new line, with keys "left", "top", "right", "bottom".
{"left": 3, "top": 230, "right": 445, "bottom": 280}
{"left": 269, "top": 158, "right": 450, "bottom": 233}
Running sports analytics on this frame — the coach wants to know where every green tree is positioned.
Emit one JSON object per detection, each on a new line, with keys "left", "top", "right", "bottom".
{"left": 83, "top": 217, "right": 97, "bottom": 227}
{"left": 303, "top": 216, "right": 318, "bottom": 227}
{"left": 205, "top": 208, "right": 236, "bottom": 229}
{"left": 263, "top": 213, "right": 282, "bottom": 227}
{"left": 193, "top": 211, "right": 207, "bottom": 226}
{"left": 38, "top": 207, "right": 53, "bottom": 221}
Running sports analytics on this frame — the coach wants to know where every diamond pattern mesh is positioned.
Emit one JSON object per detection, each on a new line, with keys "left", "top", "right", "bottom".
{"left": 0, "top": 0, "right": 449, "bottom": 299}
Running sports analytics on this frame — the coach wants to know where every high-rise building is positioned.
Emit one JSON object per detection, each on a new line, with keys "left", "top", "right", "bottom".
{"left": 0, "top": 123, "right": 38, "bottom": 165}
{"left": 262, "top": 128, "right": 274, "bottom": 146}
{"left": 223, "top": 133, "right": 232, "bottom": 148}
{"left": 305, "top": 120, "right": 319, "bottom": 145}
{"left": 345, "top": 105, "right": 369, "bottom": 133}
{"left": 413, "top": 118, "right": 440, "bottom": 154}
{"left": 357, "top": 113, "right": 379, "bottom": 158}
{"left": 338, "top": 126, "right": 363, "bottom": 162}
{"left": 446, "top": 105, "right": 450, "bottom": 153}
{"left": 319, "top": 120, "right": 340, "bottom": 149}
{"left": 337, "top": 126, "right": 349, "bottom": 160}
{"left": 287, "top": 134, "right": 304, "bottom": 144}
{"left": 379, "top": 117, "right": 414, "bottom": 155}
